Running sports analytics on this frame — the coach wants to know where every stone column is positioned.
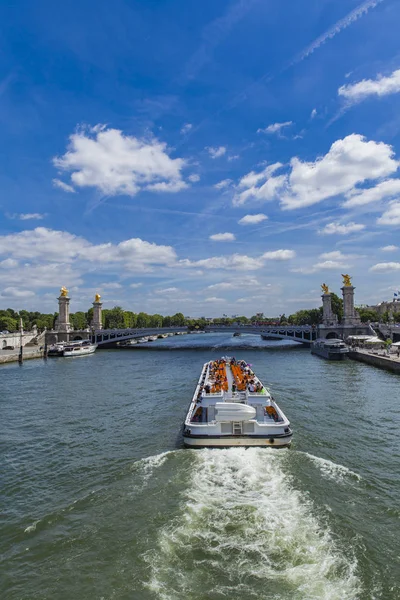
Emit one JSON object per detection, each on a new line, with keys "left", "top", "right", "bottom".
{"left": 56, "top": 292, "right": 72, "bottom": 332}
{"left": 322, "top": 293, "right": 337, "bottom": 326}
{"left": 341, "top": 286, "right": 360, "bottom": 325}
{"left": 92, "top": 297, "right": 103, "bottom": 330}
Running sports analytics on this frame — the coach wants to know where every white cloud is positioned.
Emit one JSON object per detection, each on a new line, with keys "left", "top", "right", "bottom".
{"left": 53, "top": 125, "right": 187, "bottom": 196}
{"left": 206, "top": 146, "right": 227, "bottom": 159}
{"left": 179, "top": 248, "right": 295, "bottom": 271}
{"left": 0, "top": 258, "right": 18, "bottom": 268}
{"left": 282, "top": 134, "right": 399, "bottom": 210}
{"left": 319, "top": 221, "right": 365, "bottom": 235}
{"left": 204, "top": 296, "right": 225, "bottom": 302}
{"left": 53, "top": 178, "right": 76, "bottom": 193}
{"left": 7, "top": 213, "right": 46, "bottom": 220}
{"left": 209, "top": 232, "right": 236, "bottom": 241}
{"left": 238, "top": 213, "right": 268, "bottom": 225}
{"left": 377, "top": 201, "right": 400, "bottom": 225}
{"left": 292, "top": 250, "right": 352, "bottom": 274}
{"left": 233, "top": 163, "right": 285, "bottom": 206}
{"left": 344, "top": 178, "right": 400, "bottom": 207}
{"left": 180, "top": 123, "right": 192, "bottom": 134}
{"left": 257, "top": 121, "right": 293, "bottom": 135}
{"left": 338, "top": 69, "right": 400, "bottom": 103}
{"left": 214, "top": 178, "right": 233, "bottom": 189}
{"left": 370, "top": 262, "right": 400, "bottom": 272}
{"left": 0, "top": 227, "right": 178, "bottom": 272}
{"left": 311, "top": 108, "right": 317, "bottom": 119}
{"left": 2, "top": 287, "right": 36, "bottom": 298}
{"left": 100, "top": 282, "right": 122, "bottom": 289}
{"left": 380, "top": 245, "right": 399, "bottom": 252}
{"left": 129, "top": 282, "right": 143, "bottom": 288}
{"left": 188, "top": 173, "right": 200, "bottom": 182}
{"left": 235, "top": 135, "right": 399, "bottom": 210}
{"left": 207, "top": 277, "right": 260, "bottom": 291}
{"left": 290, "top": 0, "right": 384, "bottom": 67}
{"left": 262, "top": 249, "right": 295, "bottom": 260}
{"left": 154, "top": 287, "right": 180, "bottom": 295}
{"left": 227, "top": 155, "right": 239, "bottom": 161}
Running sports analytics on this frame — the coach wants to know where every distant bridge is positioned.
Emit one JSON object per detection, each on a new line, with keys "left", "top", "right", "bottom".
{"left": 90, "top": 324, "right": 317, "bottom": 347}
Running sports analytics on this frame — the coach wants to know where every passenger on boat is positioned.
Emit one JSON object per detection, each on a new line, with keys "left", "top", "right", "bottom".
{"left": 204, "top": 384, "right": 211, "bottom": 394}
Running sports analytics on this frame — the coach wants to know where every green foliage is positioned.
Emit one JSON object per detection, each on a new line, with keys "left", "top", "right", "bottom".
{"left": 70, "top": 312, "right": 87, "bottom": 330}
{"left": 0, "top": 315, "right": 18, "bottom": 332}
{"left": 330, "top": 293, "right": 343, "bottom": 322}
{"left": 103, "top": 306, "right": 125, "bottom": 329}
{"left": 288, "top": 308, "right": 322, "bottom": 326}
{"left": 170, "top": 312, "right": 185, "bottom": 326}
{"left": 136, "top": 312, "right": 150, "bottom": 328}
{"left": 357, "top": 308, "right": 379, "bottom": 323}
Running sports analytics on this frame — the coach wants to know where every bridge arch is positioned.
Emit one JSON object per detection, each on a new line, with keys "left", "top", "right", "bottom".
{"left": 325, "top": 331, "right": 341, "bottom": 339}
{"left": 2, "top": 340, "right": 7, "bottom": 349}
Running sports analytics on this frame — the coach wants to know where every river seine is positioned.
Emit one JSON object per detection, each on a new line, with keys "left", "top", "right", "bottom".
{"left": 1, "top": 333, "right": 400, "bottom": 600}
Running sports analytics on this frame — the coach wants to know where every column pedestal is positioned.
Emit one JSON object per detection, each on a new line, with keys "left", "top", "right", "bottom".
{"left": 56, "top": 295, "right": 72, "bottom": 332}
{"left": 341, "top": 286, "right": 361, "bottom": 326}
{"left": 92, "top": 301, "right": 103, "bottom": 330}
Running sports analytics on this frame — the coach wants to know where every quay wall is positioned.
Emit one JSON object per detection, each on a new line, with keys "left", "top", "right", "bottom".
{"left": 348, "top": 350, "right": 400, "bottom": 375}
{"left": 0, "top": 348, "right": 44, "bottom": 365}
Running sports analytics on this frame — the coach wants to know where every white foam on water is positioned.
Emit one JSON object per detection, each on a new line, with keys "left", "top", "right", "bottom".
{"left": 130, "top": 451, "right": 174, "bottom": 489}
{"left": 302, "top": 453, "right": 362, "bottom": 483}
{"left": 145, "top": 448, "right": 362, "bottom": 600}
{"left": 24, "top": 520, "right": 40, "bottom": 534}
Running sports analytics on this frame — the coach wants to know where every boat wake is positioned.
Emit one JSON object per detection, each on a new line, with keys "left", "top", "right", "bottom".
{"left": 301, "top": 452, "right": 362, "bottom": 484}
{"left": 145, "top": 448, "right": 361, "bottom": 599}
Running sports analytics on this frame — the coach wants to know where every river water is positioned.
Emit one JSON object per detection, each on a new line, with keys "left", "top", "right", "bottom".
{"left": 1, "top": 333, "right": 400, "bottom": 600}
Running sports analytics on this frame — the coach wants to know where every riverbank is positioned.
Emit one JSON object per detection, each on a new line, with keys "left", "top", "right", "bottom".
{"left": 0, "top": 347, "right": 44, "bottom": 365}
{"left": 348, "top": 348, "right": 400, "bottom": 374}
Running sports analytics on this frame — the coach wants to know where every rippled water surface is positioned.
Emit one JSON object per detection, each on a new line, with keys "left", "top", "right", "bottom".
{"left": 1, "top": 333, "right": 400, "bottom": 599}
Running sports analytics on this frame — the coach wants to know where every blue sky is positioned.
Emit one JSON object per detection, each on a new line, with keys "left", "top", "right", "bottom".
{"left": 1, "top": 0, "right": 400, "bottom": 317}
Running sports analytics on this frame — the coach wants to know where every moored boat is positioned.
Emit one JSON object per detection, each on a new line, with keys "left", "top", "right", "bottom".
{"left": 183, "top": 358, "right": 292, "bottom": 448}
{"left": 47, "top": 342, "right": 65, "bottom": 357}
{"left": 311, "top": 338, "right": 349, "bottom": 361}
{"left": 63, "top": 341, "right": 97, "bottom": 357}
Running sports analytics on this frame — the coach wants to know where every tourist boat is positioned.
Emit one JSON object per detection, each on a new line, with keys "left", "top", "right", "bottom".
{"left": 311, "top": 338, "right": 349, "bottom": 361}
{"left": 63, "top": 341, "right": 97, "bottom": 357}
{"left": 183, "top": 358, "right": 292, "bottom": 448}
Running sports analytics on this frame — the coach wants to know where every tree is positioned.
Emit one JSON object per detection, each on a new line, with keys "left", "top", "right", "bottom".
{"left": 70, "top": 312, "right": 87, "bottom": 330}
{"left": 149, "top": 314, "right": 163, "bottom": 328}
{"left": 170, "top": 312, "right": 185, "bottom": 326}
{"left": 357, "top": 308, "right": 379, "bottom": 323}
{"left": 104, "top": 306, "right": 125, "bottom": 329}
{"left": 162, "top": 315, "right": 171, "bottom": 327}
{"left": 123, "top": 311, "right": 137, "bottom": 328}
{"left": 330, "top": 293, "right": 343, "bottom": 323}
{"left": 0, "top": 315, "right": 18, "bottom": 331}
{"left": 136, "top": 312, "right": 150, "bottom": 328}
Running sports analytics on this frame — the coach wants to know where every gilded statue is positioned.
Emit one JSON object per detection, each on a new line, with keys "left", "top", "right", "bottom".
{"left": 60, "top": 286, "right": 68, "bottom": 297}
{"left": 94, "top": 293, "right": 101, "bottom": 302}
{"left": 341, "top": 274, "right": 352, "bottom": 287}
{"left": 321, "top": 283, "right": 329, "bottom": 294}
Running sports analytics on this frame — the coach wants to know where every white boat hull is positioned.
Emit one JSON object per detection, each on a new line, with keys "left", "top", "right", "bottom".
{"left": 183, "top": 434, "right": 292, "bottom": 448}
{"left": 63, "top": 344, "right": 97, "bottom": 357}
